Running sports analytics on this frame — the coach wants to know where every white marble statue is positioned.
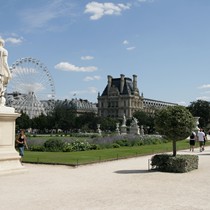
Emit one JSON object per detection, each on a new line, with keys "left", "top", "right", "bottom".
{"left": 122, "top": 114, "right": 126, "bottom": 126}
{"left": 0, "top": 38, "right": 11, "bottom": 106}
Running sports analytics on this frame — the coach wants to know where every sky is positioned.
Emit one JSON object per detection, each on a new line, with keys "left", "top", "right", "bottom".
{"left": 1, "top": 0, "right": 210, "bottom": 106}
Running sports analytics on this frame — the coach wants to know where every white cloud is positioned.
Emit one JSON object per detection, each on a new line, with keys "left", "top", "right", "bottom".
{"left": 126, "top": 46, "right": 136, "bottom": 51}
{"left": 138, "top": 0, "right": 155, "bottom": 2}
{"left": 83, "top": 75, "right": 101, "bottom": 81}
{"left": 84, "top": 2, "right": 131, "bottom": 20}
{"left": 70, "top": 87, "right": 98, "bottom": 95}
{"left": 17, "top": 82, "right": 44, "bottom": 93}
{"left": 177, "top": 101, "right": 187, "bottom": 106}
{"left": 55, "top": 62, "right": 97, "bottom": 72}
{"left": 198, "top": 84, "right": 210, "bottom": 89}
{"left": 123, "top": 40, "right": 136, "bottom": 50}
{"left": 123, "top": 40, "right": 129, "bottom": 45}
{"left": 81, "top": 56, "right": 94, "bottom": 60}
{"left": 5, "top": 37, "right": 23, "bottom": 44}
{"left": 196, "top": 96, "right": 210, "bottom": 101}
{"left": 19, "top": 0, "right": 75, "bottom": 31}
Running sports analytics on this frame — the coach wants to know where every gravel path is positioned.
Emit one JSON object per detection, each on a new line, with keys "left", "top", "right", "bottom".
{"left": 0, "top": 147, "right": 210, "bottom": 210}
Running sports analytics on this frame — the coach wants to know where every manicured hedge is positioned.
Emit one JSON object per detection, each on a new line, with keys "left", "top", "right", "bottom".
{"left": 151, "top": 154, "right": 199, "bottom": 173}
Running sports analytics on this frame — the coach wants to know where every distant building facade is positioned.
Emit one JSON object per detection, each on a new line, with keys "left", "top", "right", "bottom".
{"left": 97, "top": 74, "right": 144, "bottom": 119}
{"left": 97, "top": 74, "right": 177, "bottom": 119}
{"left": 56, "top": 98, "right": 97, "bottom": 116}
{"left": 143, "top": 98, "right": 178, "bottom": 113}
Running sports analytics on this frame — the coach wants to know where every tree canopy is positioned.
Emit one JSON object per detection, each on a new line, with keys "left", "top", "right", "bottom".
{"left": 187, "top": 100, "right": 210, "bottom": 128}
{"left": 155, "top": 105, "right": 194, "bottom": 156}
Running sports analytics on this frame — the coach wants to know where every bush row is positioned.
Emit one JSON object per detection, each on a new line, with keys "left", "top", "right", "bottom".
{"left": 27, "top": 135, "right": 167, "bottom": 152}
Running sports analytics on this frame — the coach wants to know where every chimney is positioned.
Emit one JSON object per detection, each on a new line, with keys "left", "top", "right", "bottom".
{"left": 107, "top": 75, "right": 112, "bottom": 91}
{"left": 120, "top": 74, "right": 125, "bottom": 93}
{"left": 133, "top": 74, "right": 137, "bottom": 90}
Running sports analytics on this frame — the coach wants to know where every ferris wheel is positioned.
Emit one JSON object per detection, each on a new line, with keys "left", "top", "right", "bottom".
{"left": 6, "top": 57, "right": 56, "bottom": 119}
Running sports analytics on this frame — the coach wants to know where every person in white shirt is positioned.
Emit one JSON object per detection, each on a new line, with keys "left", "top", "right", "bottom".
{"left": 197, "top": 128, "right": 206, "bottom": 152}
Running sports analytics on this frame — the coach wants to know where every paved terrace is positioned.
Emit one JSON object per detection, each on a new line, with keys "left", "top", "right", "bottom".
{"left": 0, "top": 147, "right": 210, "bottom": 210}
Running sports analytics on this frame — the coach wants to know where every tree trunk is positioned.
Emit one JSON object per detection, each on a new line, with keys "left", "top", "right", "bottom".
{"left": 173, "top": 139, "right": 176, "bottom": 156}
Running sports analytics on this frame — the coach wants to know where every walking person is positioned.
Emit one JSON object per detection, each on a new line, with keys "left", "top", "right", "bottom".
{"left": 197, "top": 128, "right": 206, "bottom": 152}
{"left": 202, "top": 129, "right": 207, "bottom": 146}
{"left": 189, "top": 131, "right": 196, "bottom": 152}
{"left": 16, "top": 130, "right": 28, "bottom": 161}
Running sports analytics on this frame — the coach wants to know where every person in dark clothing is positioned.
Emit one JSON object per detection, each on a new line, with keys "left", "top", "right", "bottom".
{"left": 189, "top": 131, "right": 196, "bottom": 152}
{"left": 16, "top": 130, "right": 28, "bottom": 160}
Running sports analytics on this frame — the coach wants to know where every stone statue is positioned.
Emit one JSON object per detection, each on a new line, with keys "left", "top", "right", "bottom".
{"left": 0, "top": 38, "right": 11, "bottom": 106}
{"left": 122, "top": 114, "right": 126, "bottom": 126}
{"left": 131, "top": 117, "right": 138, "bottom": 127}
{"left": 130, "top": 117, "right": 140, "bottom": 135}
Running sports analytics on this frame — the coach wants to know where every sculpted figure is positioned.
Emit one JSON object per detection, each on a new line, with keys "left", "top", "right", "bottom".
{"left": 0, "top": 38, "right": 11, "bottom": 104}
{"left": 122, "top": 113, "right": 126, "bottom": 126}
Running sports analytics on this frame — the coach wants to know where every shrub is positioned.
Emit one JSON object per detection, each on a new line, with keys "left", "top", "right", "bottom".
{"left": 62, "top": 142, "right": 73, "bottom": 152}
{"left": 71, "top": 139, "right": 91, "bottom": 151}
{"left": 29, "top": 145, "right": 45, "bottom": 151}
{"left": 44, "top": 139, "right": 65, "bottom": 152}
{"left": 112, "top": 143, "right": 121, "bottom": 148}
{"left": 133, "top": 139, "right": 144, "bottom": 146}
{"left": 89, "top": 144, "right": 100, "bottom": 150}
{"left": 92, "top": 134, "right": 165, "bottom": 149}
{"left": 115, "top": 139, "right": 129, "bottom": 146}
{"left": 151, "top": 154, "right": 199, "bottom": 173}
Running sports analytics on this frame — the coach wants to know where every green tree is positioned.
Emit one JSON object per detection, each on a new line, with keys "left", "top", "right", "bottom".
{"left": 50, "top": 103, "right": 76, "bottom": 132}
{"left": 155, "top": 106, "right": 194, "bottom": 156}
{"left": 187, "top": 100, "right": 210, "bottom": 128}
{"left": 75, "top": 112, "right": 98, "bottom": 132}
{"left": 31, "top": 113, "right": 49, "bottom": 133}
{"left": 16, "top": 111, "right": 31, "bottom": 131}
{"left": 133, "top": 111, "right": 155, "bottom": 133}
{"left": 99, "top": 117, "right": 118, "bottom": 132}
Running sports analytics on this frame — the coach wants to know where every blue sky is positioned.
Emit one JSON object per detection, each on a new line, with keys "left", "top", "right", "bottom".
{"left": 1, "top": 0, "right": 210, "bottom": 106}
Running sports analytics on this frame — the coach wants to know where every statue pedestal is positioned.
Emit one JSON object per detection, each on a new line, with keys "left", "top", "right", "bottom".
{"left": 129, "top": 126, "right": 140, "bottom": 135}
{"left": 120, "top": 125, "right": 127, "bottom": 135}
{"left": 0, "top": 107, "right": 27, "bottom": 175}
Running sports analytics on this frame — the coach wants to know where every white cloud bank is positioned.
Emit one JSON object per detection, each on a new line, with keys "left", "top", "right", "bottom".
{"left": 5, "top": 37, "right": 23, "bottom": 44}
{"left": 83, "top": 75, "right": 101, "bottom": 81}
{"left": 84, "top": 1, "right": 131, "bottom": 20}
{"left": 198, "top": 84, "right": 210, "bottom": 89}
{"left": 55, "top": 62, "right": 97, "bottom": 72}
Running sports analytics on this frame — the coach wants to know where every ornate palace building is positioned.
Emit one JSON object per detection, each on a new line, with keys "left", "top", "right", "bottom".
{"left": 97, "top": 74, "right": 177, "bottom": 119}
{"left": 56, "top": 99, "right": 97, "bottom": 116}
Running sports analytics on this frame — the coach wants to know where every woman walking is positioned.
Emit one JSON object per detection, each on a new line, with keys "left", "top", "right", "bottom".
{"left": 16, "top": 130, "right": 28, "bottom": 160}
{"left": 189, "top": 131, "right": 196, "bottom": 152}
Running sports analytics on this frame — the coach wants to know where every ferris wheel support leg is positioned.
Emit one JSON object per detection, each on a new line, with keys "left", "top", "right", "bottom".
{"left": 0, "top": 111, "right": 27, "bottom": 175}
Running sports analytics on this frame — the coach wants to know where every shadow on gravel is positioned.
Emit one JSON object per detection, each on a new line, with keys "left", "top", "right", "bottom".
{"left": 114, "top": 169, "right": 157, "bottom": 174}
{"left": 197, "top": 153, "right": 210, "bottom": 156}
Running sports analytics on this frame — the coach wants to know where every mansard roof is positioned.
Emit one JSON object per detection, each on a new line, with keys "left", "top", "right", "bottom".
{"left": 56, "top": 99, "right": 97, "bottom": 110}
{"left": 101, "top": 77, "right": 134, "bottom": 96}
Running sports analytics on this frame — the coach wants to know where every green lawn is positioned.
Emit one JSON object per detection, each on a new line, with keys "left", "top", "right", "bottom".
{"left": 22, "top": 140, "right": 206, "bottom": 166}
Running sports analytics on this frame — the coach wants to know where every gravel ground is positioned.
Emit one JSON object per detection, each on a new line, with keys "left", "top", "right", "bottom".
{"left": 0, "top": 147, "right": 210, "bottom": 210}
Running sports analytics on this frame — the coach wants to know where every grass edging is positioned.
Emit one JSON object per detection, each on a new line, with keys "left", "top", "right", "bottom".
{"left": 22, "top": 140, "right": 208, "bottom": 167}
